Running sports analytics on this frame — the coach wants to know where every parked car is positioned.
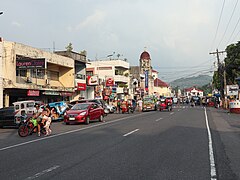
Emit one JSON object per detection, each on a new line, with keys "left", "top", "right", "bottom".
{"left": 64, "top": 102, "right": 104, "bottom": 125}
{"left": 0, "top": 106, "right": 18, "bottom": 128}
{"left": 70, "top": 99, "right": 110, "bottom": 115}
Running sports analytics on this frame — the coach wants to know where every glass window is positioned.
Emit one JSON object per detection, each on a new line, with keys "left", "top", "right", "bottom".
{"left": 16, "top": 69, "right": 27, "bottom": 77}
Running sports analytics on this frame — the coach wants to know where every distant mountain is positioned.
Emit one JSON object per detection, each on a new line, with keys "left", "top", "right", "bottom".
{"left": 170, "top": 75, "right": 212, "bottom": 89}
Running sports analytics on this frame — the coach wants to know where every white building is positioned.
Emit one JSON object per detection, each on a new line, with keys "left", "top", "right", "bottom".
{"left": 184, "top": 87, "right": 204, "bottom": 98}
{"left": 86, "top": 59, "right": 130, "bottom": 100}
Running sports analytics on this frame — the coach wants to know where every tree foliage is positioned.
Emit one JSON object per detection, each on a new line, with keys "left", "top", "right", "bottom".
{"left": 65, "top": 43, "right": 73, "bottom": 52}
{"left": 225, "top": 42, "right": 240, "bottom": 84}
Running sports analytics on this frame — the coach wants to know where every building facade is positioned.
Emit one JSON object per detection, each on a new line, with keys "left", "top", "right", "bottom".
{"left": 86, "top": 59, "right": 130, "bottom": 100}
{"left": 0, "top": 40, "right": 75, "bottom": 107}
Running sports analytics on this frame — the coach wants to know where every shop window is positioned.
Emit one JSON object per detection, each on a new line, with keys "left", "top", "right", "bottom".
{"left": 16, "top": 69, "right": 27, "bottom": 77}
{"left": 30, "top": 69, "right": 45, "bottom": 79}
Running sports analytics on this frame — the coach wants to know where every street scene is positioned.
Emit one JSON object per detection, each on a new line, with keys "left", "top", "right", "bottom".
{"left": 1, "top": 0, "right": 240, "bottom": 180}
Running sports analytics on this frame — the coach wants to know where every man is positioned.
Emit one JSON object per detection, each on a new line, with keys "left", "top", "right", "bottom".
{"left": 34, "top": 104, "right": 43, "bottom": 136}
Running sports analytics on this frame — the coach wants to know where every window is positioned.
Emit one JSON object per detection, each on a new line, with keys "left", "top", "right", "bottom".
{"left": 16, "top": 69, "right": 27, "bottom": 77}
{"left": 76, "top": 74, "right": 86, "bottom": 80}
{"left": 30, "top": 69, "right": 45, "bottom": 79}
{"left": 48, "top": 70, "right": 59, "bottom": 81}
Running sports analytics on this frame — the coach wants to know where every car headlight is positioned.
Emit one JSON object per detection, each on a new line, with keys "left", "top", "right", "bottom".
{"left": 79, "top": 111, "right": 87, "bottom": 116}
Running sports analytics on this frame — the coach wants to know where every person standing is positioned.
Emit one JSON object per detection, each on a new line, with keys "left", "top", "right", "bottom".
{"left": 137, "top": 98, "right": 143, "bottom": 112}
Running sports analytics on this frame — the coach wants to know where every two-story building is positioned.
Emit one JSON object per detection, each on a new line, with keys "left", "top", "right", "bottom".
{"left": 86, "top": 59, "right": 130, "bottom": 100}
{"left": 0, "top": 39, "right": 75, "bottom": 107}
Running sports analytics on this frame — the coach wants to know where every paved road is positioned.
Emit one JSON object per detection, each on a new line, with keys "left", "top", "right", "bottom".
{"left": 0, "top": 105, "right": 239, "bottom": 180}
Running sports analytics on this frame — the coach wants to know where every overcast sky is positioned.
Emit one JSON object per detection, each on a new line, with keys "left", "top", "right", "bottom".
{"left": 1, "top": 0, "right": 240, "bottom": 82}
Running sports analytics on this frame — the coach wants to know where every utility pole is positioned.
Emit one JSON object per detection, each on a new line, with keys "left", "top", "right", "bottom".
{"left": 209, "top": 49, "right": 226, "bottom": 107}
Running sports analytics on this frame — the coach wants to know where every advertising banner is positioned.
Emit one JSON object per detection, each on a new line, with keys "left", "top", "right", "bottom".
{"left": 227, "top": 85, "right": 239, "bottom": 96}
{"left": 87, "top": 75, "right": 99, "bottom": 86}
{"left": 77, "top": 83, "right": 86, "bottom": 91}
{"left": 106, "top": 77, "right": 114, "bottom": 87}
{"left": 16, "top": 58, "right": 45, "bottom": 69}
{"left": 145, "top": 70, "right": 148, "bottom": 91}
{"left": 27, "top": 90, "right": 40, "bottom": 96}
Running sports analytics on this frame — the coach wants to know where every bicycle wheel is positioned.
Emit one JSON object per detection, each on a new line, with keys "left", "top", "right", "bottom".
{"left": 18, "top": 125, "right": 29, "bottom": 137}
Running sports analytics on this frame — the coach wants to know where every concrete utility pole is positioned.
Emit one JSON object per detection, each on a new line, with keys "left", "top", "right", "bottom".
{"left": 209, "top": 49, "right": 227, "bottom": 107}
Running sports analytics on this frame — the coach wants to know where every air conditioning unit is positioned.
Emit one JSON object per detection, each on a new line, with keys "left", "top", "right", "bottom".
{"left": 45, "top": 79, "right": 50, "bottom": 85}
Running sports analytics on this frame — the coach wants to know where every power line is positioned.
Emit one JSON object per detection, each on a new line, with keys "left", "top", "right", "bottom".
{"left": 210, "top": 0, "right": 226, "bottom": 51}
{"left": 217, "top": 0, "right": 239, "bottom": 48}
{"left": 226, "top": 11, "right": 240, "bottom": 45}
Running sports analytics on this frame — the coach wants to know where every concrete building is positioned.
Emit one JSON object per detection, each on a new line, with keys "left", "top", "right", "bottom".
{"left": 86, "top": 59, "right": 130, "bottom": 100}
{"left": 184, "top": 87, "right": 204, "bottom": 98}
{"left": 0, "top": 39, "right": 75, "bottom": 107}
{"left": 55, "top": 51, "right": 87, "bottom": 100}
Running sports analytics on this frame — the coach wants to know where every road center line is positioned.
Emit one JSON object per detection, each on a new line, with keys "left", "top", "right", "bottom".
{"left": 123, "top": 129, "right": 139, "bottom": 137}
{"left": 26, "top": 165, "right": 60, "bottom": 179}
{"left": 204, "top": 107, "right": 217, "bottom": 180}
{"left": 156, "top": 118, "right": 163, "bottom": 122}
{"left": 0, "top": 113, "right": 146, "bottom": 152}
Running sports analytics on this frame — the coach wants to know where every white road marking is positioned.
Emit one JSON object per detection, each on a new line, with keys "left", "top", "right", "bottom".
{"left": 0, "top": 113, "right": 145, "bottom": 152}
{"left": 123, "top": 129, "right": 139, "bottom": 137}
{"left": 178, "top": 109, "right": 180, "bottom": 112}
{"left": 26, "top": 165, "right": 60, "bottom": 179}
{"left": 204, "top": 107, "right": 217, "bottom": 180}
{"left": 170, "top": 112, "right": 174, "bottom": 115}
{"left": 156, "top": 118, "right": 163, "bottom": 122}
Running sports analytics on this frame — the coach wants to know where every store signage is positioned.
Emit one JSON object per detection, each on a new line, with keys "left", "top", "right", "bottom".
{"left": 106, "top": 77, "right": 114, "bottom": 87}
{"left": 27, "top": 90, "right": 40, "bottom": 96}
{"left": 60, "top": 92, "right": 73, "bottom": 96}
{"left": 145, "top": 70, "right": 148, "bottom": 91}
{"left": 16, "top": 58, "right": 45, "bottom": 69}
{"left": 87, "top": 75, "right": 99, "bottom": 86}
{"left": 227, "top": 85, "right": 239, "bottom": 96}
{"left": 77, "top": 83, "right": 86, "bottom": 91}
{"left": 42, "top": 91, "right": 60, "bottom": 96}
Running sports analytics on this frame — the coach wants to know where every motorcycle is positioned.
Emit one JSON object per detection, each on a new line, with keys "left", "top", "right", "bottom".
{"left": 18, "top": 117, "right": 46, "bottom": 137}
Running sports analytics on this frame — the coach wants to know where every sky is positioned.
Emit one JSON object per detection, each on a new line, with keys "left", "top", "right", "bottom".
{"left": 1, "top": 0, "right": 240, "bottom": 82}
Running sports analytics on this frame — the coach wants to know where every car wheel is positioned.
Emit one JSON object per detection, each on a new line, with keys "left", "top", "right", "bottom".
{"left": 85, "top": 116, "right": 90, "bottom": 125}
{"left": 99, "top": 115, "right": 103, "bottom": 122}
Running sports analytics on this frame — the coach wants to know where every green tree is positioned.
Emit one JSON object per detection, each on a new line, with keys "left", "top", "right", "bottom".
{"left": 225, "top": 42, "right": 240, "bottom": 84}
{"left": 65, "top": 43, "right": 73, "bottom": 52}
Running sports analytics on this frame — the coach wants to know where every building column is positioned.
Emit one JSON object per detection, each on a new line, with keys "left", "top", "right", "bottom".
{"left": 4, "top": 93, "right": 9, "bottom": 107}
{"left": 0, "top": 40, "right": 3, "bottom": 108}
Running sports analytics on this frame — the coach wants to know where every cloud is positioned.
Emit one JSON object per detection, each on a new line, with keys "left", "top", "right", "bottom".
{"left": 11, "top": 21, "right": 21, "bottom": 27}
{"left": 77, "top": 10, "right": 106, "bottom": 30}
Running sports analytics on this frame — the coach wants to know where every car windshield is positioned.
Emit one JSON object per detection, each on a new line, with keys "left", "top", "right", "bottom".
{"left": 71, "top": 103, "right": 89, "bottom": 110}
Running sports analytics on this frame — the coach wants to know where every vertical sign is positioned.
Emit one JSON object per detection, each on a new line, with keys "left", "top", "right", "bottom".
{"left": 145, "top": 70, "right": 148, "bottom": 91}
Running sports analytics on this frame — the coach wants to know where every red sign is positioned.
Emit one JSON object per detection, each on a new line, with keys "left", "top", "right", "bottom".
{"left": 77, "top": 83, "right": 86, "bottom": 91}
{"left": 106, "top": 77, "right": 114, "bottom": 87}
{"left": 27, "top": 90, "right": 40, "bottom": 96}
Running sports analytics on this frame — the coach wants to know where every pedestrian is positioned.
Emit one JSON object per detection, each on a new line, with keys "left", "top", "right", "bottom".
{"left": 137, "top": 98, "right": 143, "bottom": 112}
{"left": 117, "top": 99, "right": 121, "bottom": 113}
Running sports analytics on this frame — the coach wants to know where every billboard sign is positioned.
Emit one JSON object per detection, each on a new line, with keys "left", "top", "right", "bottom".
{"left": 87, "top": 75, "right": 99, "bottom": 86}
{"left": 106, "top": 77, "right": 114, "bottom": 87}
{"left": 145, "top": 70, "right": 148, "bottom": 91}
{"left": 227, "top": 85, "right": 239, "bottom": 96}
{"left": 16, "top": 58, "right": 45, "bottom": 69}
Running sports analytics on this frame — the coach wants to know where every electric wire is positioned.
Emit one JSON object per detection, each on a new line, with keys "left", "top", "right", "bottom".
{"left": 226, "top": 12, "right": 240, "bottom": 45}
{"left": 217, "top": 0, "right": 239, "bottom": 48}
{"left": 210, "top": 0, "right": 226, "bottom": 51}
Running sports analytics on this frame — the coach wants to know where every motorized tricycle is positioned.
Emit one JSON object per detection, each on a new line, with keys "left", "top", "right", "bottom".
{"left": 159, "top": 97, "right": 173, "bottom": 111}
{"left": 120, "top": 100, "right": 134, "bottom": 114}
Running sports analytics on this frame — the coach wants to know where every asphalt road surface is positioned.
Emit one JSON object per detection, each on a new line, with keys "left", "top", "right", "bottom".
{"left": 0, "top": 105, "right": 240, "bottom": 180}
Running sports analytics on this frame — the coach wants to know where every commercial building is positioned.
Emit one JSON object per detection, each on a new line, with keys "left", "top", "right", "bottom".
{"left": 0, "top": 39, "right": 75, "bottom": 107}
{"left": 86, "top": 59, "right": 130, "bottom": 100}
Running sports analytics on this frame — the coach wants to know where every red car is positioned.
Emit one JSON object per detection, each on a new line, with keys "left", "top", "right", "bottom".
{"left": 64, "top": 102, "right": 104, "bottom": 125}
